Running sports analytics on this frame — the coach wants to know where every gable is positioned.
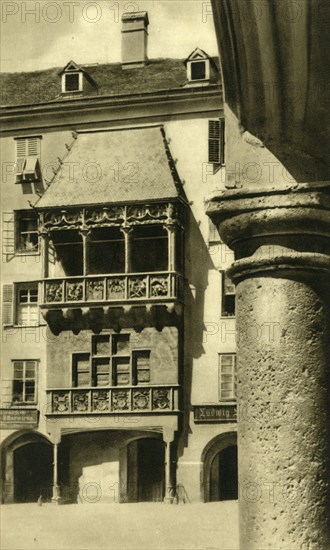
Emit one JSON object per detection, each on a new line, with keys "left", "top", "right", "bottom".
{"left": 184, "top": 48, "right": 210, "bottom": 65}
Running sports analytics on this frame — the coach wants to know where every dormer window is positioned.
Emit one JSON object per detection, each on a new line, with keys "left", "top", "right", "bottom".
{"left": 185, "top": 48, "right": 211, "bottom": 83}
{"left": 60, "top": 61, "right": 84, "bottom": 94}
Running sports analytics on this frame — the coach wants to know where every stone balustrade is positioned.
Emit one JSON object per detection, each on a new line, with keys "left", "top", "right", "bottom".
{"left": 41, "top": 272, "right": 184, "bottom": 306}
{"left": 46, "top": 385, "right": 180, "bottom": 415}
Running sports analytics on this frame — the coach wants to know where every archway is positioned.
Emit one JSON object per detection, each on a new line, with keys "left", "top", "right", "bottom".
{"left": 210, "top": 444, "right": 238, "bottom": 501}
{"left": 126, "top": 438, "right": 165, "bottom": 502}
{"left": 201, "top": 432, "right": 237, "bottom": 503}
{"left": 1, "top": 431, "right": 53, "bottom": 503}
{"left": 14, "top": 442, "right": 53, "bottom": 502}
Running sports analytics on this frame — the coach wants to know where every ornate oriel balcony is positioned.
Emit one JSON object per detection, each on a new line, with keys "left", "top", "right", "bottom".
{"left": 46, "top": 385, "right": 180, "bottom": 415}
{"left": 41, "top": 272, "right": 184, "bottom": 307}
{"left": 37, "top": 201, "right": 185, "bottom": 329}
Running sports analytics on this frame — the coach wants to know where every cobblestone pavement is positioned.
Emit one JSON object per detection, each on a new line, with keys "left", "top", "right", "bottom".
{"left": 1, "top": 501, "right": 238, "bottom": 550}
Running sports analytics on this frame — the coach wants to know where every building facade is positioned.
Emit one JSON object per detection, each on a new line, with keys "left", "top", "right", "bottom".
{"left": 0, "top": 11, "right": 237, "bottom": 505}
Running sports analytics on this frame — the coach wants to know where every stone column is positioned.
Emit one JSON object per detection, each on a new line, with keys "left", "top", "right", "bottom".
{"left": 51, "top": 438, "right": 61, "bottom": 504}
{"left": 3, "top": 449, "right": 14, "bottom": 503}
{"left": 121, "top": 225, "right": 132, "bottom": 274}
{"left": 207, "top": 183, "right": 330, "bottom": 549}
{"left": 40, "top": 232, "right": 49, "bottom": 279}
{"left": 80, "top": 230, "right": 90, "bottom": 276}
{"left": 163, "top": 428, "right": 176, "bottom": 503}
{"left": 165, "top": 224, "right": 176, "bottom": 272}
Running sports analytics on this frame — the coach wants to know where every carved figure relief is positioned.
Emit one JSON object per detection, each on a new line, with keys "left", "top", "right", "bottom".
{"left": 112, "top": 390, "right": 129, "bottom": 410}
{"left": 73, "top": 392, "right": 89, "bottom": 412}
{"left": 53, "top": 392, "right": 70, "bottom": 413}
{"left": 66, "top": 282, "right": 83, "bottom": 301}
{"left": 152, "top": 389, "right": 170, "bottom": 410}
{"left": 129, "top": 278, "right": 147, "bottom": 298}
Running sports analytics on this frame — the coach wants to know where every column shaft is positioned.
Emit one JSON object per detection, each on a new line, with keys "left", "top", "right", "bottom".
{"left": 166, "top": 225, "right": 176, "bottom": 272}
{"left": 235, "top": 269, "right": 330, "bottom": 549}
{"left": 52, "top": 443, "right": 60, "bottom": 504}
{"left": 81, "top": 232, "right": 89, "bottom": 276}
{"left": 121, "top": 226, "right": 132, "bottom": 274}
{"left": 41, "top": 234, "right": 49, "bottom": 278}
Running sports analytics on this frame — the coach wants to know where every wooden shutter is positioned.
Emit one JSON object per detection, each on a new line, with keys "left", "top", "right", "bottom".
{"left": 2, "top": 284, "right": 14, "bottom": 325}
{"left": 16, "top": 138, "right": 27, "bottom": 159}
{"left": 2, "top": 212, "right": 15, "bottom": 261}
{"left": 15, "top": 137, "right": 40, "bottom": 182}
{"left": 208, "top": 119, "right": 225, "bottom": 164}
{"left": 27, "top": 137, "right": 39, "bottom": 156}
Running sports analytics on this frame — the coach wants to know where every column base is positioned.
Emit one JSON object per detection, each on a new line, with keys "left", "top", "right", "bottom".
{"left": 163, "top": 485, "right": 175, "bottom": 504}
{"left": 51, "top": 485, "right": 61, "bottom": 505}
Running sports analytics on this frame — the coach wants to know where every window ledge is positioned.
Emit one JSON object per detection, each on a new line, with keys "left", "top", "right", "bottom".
{"left": 12, "top": 324, "right": 42, "bottom": 328}
{"left": 61, "top": 90, "right": 82, "bottom": 95}
{"left": 15, "top": 180, "right": 41, "bottom": 185}
{"left": 9, "top": 404, "right": 38, "bottom": 408}
{"left": 15, "top": 252, "right": 40, "bottom": 257}
{"left": 220, "top": 315, "right": 236, "bottom": 319}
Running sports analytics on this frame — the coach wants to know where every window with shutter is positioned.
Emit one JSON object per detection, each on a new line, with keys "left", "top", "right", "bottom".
{"left": 2, "top": 212, "right": 15, "bottom": 261}
{"left": 221, "top": 271, "right": 235, "bottom": 316}
{"left": 208, "top": 119, "right": 225, "bottom": 164}
{"left": 16, "top": 284, "right": 39, "bottom": 326}
{"left": 219, "top": 354, "right": 237, "bottom": 401}
{"left": 15, "top": 136, "right": 41, "bottom": 183}
{"left": 2, "top": 284, "right": 14, "bottom": 325}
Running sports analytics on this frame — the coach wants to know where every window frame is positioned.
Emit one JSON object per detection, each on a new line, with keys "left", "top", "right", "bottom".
{"left": 12, "top": 359, "right": 38, "bottom": 405}
{"left": 15, "top": 283, "right": 39, "bottom": 327}
{"left": 221, "top": 270, "right": 236, "bottom": 317}
{"left": 15, "top": 210, "right": 40, "bottom": 255}
{"left": 208, "top": 218, "right": 221, "bottom": 244}
{"left": 187, "top": 59, "right": 210, "bottom": 82}
{"left": 218, "top": 354, "right": 237, "bottom": 402}
{"left": 71, "top": 333, "right": 152, "bottom": 388}
{"left": 62, "top": 71, "right": 83, "bottom": 94}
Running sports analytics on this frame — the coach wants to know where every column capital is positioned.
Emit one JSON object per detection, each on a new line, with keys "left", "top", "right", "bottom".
{"left": 120, "top": 223, "right": 133, "bottom": 234}
{"left": 207, "top": 181, "right": 330, "bottom": 283}
{"left": 39, "top": 228, "right": 50, "bottom": 238}
{"left": 79, "top": 227, "right": 91, "bottom": 238}
{"left": 164, "top": 222, "right": 177, "bottom": 233}
{"left": 163, "top": 427, "right": 176, "bottom": 444}
{"left": 207, "top": 181, "right": 330, "bottom": 260}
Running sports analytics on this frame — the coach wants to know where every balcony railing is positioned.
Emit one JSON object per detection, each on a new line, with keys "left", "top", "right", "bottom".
{"left": 41, "top": 272, "right": 184, "bottom": 307}
{"left": 46, "top": 385, "right": 180, "bottom": 415}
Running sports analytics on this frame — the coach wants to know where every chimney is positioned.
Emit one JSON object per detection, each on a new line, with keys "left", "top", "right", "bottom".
{"left": 121, "top": 11, "right": 149, "bottom": 69}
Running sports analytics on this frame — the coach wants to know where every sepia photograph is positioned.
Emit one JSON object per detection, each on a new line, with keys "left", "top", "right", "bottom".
{"left": 0, "top": 1, "right": 329, "bottom": 549}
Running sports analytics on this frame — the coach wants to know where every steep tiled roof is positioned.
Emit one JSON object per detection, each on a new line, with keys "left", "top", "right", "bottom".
{"left": 36, "top": 126, "right": 183, "bottom": 208}
{"left": 0, "top": 58, "right": 220, "bottom": 107}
